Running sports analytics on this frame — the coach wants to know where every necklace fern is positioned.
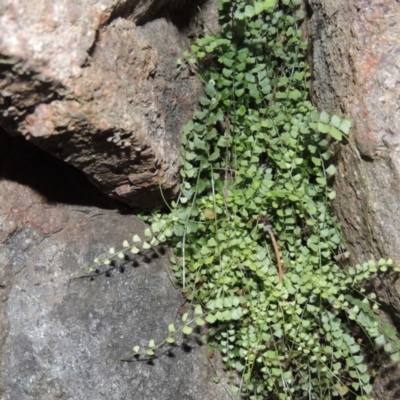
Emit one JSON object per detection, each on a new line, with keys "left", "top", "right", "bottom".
{"left": 81, "top": 1, "right": 400, "bottom": 398}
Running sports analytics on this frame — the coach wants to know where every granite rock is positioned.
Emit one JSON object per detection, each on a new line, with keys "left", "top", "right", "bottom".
{"left": 0, "top": 129, "right": 231, "bottom": 400}
{"left": 0, "top": 0, "right": 205, "bottom": 208}
{"left": 307, "top": 1, "right": 400, "bottom": 397}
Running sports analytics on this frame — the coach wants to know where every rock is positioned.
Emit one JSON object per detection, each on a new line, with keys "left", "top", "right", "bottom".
{"left": 307, "top": 0, "right": 400, "bottom": 397}
{"left": 0, "top": 128, "right": 231, "bottom": 400}
{"left": 0, "top": 0, "right": 205, "bottom": 209}
{"left": 201, "top": 0, "right": 220, "bottom": 35}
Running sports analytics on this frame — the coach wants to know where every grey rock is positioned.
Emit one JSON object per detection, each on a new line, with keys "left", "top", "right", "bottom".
{"left": 201, "top": 0, "right": 220, "bottom": 35}
{"left": 0, "top": 130, "right": 232, "bottom": 400}
{"left": 307, "top": 0, "right": 400, "bottom": 397}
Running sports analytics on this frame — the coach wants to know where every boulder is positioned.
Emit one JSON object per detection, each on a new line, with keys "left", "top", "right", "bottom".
{"left": 307, "top": 0, "right": 400, "bottom": 397}
{"left": 0, "top": 0, "right": 205, "bottom": 209}
{"left": 0, "top": 128, "right": 231, "bottom": 400}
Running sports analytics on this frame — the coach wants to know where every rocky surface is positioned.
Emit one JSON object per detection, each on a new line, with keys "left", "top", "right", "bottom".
{"left": 0, "top": 128, "right": 231, "bottom": 400}
{"left": 0, "top": 0, "right": 206, "bottom": 209}
{"left": 307, "top": 0, "right": 400, "bottom": 397}
{"left": 201, "top": 0, "right": 220, "bottom": 35}
{"left": 0, "top": 1, "right": 232, "bottom": 398}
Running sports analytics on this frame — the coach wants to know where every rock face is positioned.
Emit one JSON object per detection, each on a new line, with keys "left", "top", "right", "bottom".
{"left": 0, "top": 128, "right": 231, "bottom": 400}
{"left": 307, "top": 0, "right": 400, "bottom": 397}
{"left": 0, "top": 1, "right": 231, "bottom": 398}
{"left": 0, "top": 0, "right": 205, "bottom": 209}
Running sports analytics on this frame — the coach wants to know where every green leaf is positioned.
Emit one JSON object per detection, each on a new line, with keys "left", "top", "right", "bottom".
{"left": 133, "top": 345, "right": 140, "bottom": 353}
{"left": 235, "top": 88, "right": 245, "bottom": 97}
{"left": 231, "top": 308, "right": 243, "bottom": 320}
{"left": 209, "top": 148, "right": 220, "bottom": 161}
{"left": 330, "top": 114, "right": 341, "bottom": 128}
{"left": 317, "top": 122, "right": 330, "bottom": 133}
{"left": 391, "top": 352, "right": 400, "bottom": 362}
{"left": 289, "top": 89, "right": 302, "bottom": 100}
{"left": 319, "top": 111, "right": 330, "bottom": 123}
{"left": 237, "top": 105, "right": 246, "bottom": 116}
{"left": 375, "top": 334, "right": 386, "bottom": 346}
{"left": 182, "top": 325, "right": 193, "bottom": 335}
{"left": 329, "top": 126, "right": 343, "bottom": 141}
{"left": 132, "top": 234, "right": 141, "bottom": 243}
{"left": 194, "top": 305, "right": 203, "bottom": 315}
{"left": 312, "top": 157, "right": 321, "bottom": 166}
{"left": 205, "top": 314, "right": 217, "bottom": 324}
{"left": 193, "top": 137, "right": 207, "bottom": 150}
{"left": 327, "top": 190, "right": 336, "bottom": 200}
{"left": 235, "top": 361, "right": 245, "bottom": 372}
{"left": 325, "top": 164, "right": 337, "bottom": 176}
{"left": 363, "top": 384, "right": 373, "bottom": 394}
{"left": 130, "top": 246, "right": 140, "bottom": 254}
{"left": 207, "top": 237, "right": 217, "bottom": 247}
{"left": 205, "top": 81, "right": 216, "bottom": 97}
{"left": 357, "top": 364, "right": 367, "bottom": 373}
{"left": 142, "top": 241, "right": 151, "bottom": 250}
{"left": 244, "top": 5, "right": 254, "bottom": 18}
{"left": 339, "top": 119, "right": 352, "bottom": 134}
{"left": 215, "top": 298, "right": 224, "bottom": 309}
{"left": 195, "top": 318, "right": 206, "bottom": 326}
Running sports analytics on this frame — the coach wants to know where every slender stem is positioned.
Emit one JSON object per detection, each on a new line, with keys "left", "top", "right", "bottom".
{"left": 265, "top": 225, "right": 283, "bottom": 283}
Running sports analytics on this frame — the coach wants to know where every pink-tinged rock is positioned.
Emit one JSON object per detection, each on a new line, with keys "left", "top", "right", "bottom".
{"left": 0, "top": 0, "right": 203, "bottom": 208}
{"left": 308, "top": 0, "right": 400, "bottom": 397}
